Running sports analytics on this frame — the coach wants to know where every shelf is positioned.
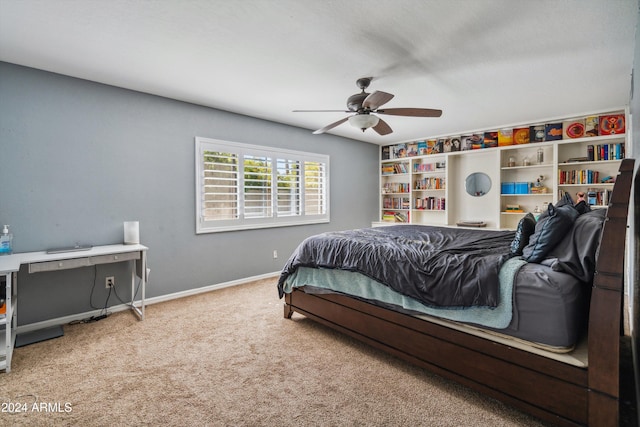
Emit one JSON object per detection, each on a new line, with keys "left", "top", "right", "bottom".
{"left": 501, "top": 193, "right": 552, "bottom": 197}
{"left": 380, "top": 109, "right": 628, "bottom": 228}
{"left": 558, "top": 183, "right": 615, "bottom": 187}
{"left": 501, "top": 164, "right": 552, "bottom": 170}
{"left": 558, "top": 159, "right": 623, "bottom": 167}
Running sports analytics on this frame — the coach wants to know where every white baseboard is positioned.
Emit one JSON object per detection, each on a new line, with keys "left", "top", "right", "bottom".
{"left": 16, "top": 271, "right": 280, "bottom": 334}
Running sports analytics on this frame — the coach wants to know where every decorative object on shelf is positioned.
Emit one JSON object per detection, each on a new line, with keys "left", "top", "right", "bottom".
{"left": 545, "top": 122, "right": 563, "bottom": 141}
{"left": 514, "top": 182, "right": 530, "bottom": 194}
{"left": 465, "top": 172, "right": 491, "bottom": 197}
{"left": 498, "top": 129, "right": 513, "bottom": 146}
{"left": 563, "top": 118, "right": 585, "bottom": 138}
{"left": 585, "top": 116, "right": 599, "bottom": 137}
{"left": 505, "top": 204, "right": 524, "bottom": 213}
{"left": 599, "top": 114, "right": 625, "bottom": 135}
{"left": 537, "top": 148, "right": 544, "bottom": 164}
{"left": 508, "top": 156, "right": 516, "bottom": 167}
{"left": 523, "top": 156, "right": 531, "bottom": 166}
{"left": 530, "top": 175, "right": 548, "bottom": 194}
{"left": 513, "top": 127, "right": 530, "bottom": 144}
{"left": 530, "top": 125, "right": 545, "bottom": 142}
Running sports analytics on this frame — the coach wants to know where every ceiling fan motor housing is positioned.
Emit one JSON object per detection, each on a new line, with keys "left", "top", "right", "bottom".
{"left": 347, "top": 92, "right": 369, "bottom": 112}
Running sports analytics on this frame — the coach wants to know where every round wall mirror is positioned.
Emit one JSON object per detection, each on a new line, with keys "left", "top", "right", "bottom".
{"left": 465, "top": 172, "right": 491, "bottom": 197}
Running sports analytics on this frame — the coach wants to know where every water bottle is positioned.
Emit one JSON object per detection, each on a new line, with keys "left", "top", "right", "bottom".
{"left": 0, "top": 225, "right": 13, "bottom": 255}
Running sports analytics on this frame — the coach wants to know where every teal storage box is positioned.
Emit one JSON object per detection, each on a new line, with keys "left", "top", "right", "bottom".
{"left": 515, "top": 182, "right": 530, "bottom": 194}
{"left": 501, "top": 182, "right": 515, "bottom": 194}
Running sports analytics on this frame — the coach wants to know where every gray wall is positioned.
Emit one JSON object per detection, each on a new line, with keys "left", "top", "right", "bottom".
{"left": 0, "top": 62, "right": 379, "bottom": 325}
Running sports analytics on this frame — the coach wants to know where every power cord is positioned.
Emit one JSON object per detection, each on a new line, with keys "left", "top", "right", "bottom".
{"left": 111, "top": 275, "right": 142, "bottom": 308}
{"left": 69, "top": 266, "right": 112, "bottom": 325}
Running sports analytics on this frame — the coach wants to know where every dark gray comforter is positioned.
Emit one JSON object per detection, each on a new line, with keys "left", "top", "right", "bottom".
{"left": 278, "top": 225, "right": 515, "bottom": 308}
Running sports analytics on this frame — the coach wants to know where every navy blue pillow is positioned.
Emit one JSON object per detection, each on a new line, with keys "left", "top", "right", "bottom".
{"left": 510, "top": 213, "right": 536, "bottom": 255}
{"left": 522, "top": 204, "right": 579, "bottom": 263}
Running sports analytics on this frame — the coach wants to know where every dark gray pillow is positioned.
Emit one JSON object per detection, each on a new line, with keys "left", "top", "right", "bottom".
{"left": 538, "top": 192, "right": 574, "bottom": 221}
{"left": 510, "top": 213, "right": 536, "bottom": 255}
{"left": 522, "top": 204, "right": 579, "bottom": 263}
{"left": 545, "top": 209, "right": 606, "bottom": 282}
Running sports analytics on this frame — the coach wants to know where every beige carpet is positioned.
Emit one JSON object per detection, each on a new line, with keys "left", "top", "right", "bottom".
{"left": 0, "top": 278, "right": 549, "bottom": 426}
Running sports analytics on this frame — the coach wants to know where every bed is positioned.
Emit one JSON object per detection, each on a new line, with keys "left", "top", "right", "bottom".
{"left": 278, "top": 158, "right": 635, "bottom": 427}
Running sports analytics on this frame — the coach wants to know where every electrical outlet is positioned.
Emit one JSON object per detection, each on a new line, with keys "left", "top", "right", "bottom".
{"left": 105, "top": 276, "right": 115, "bottom": 289}
{"left": 273, "top": 250, "right": 278, "bottom": 259}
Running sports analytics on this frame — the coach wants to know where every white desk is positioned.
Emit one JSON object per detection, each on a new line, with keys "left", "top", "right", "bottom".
{"left": 0, "top": 244, "right": 148, "bottom": 372}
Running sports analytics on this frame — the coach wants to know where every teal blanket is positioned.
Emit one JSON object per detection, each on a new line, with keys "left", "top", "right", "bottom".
{"left": 282, "top": 257, "right": 527, "bottom": 329}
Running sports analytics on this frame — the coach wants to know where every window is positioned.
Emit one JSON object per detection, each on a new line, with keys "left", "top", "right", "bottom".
{"left": 196, "top": 137, "right": 330, "bottom": 233}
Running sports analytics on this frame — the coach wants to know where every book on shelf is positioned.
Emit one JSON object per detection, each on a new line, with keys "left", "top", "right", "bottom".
{"left": 407, "top": 142, "right": 418, "bottom": 157}
{"left": 381, "top": 163, "right": 408, "bottom": 174}
{"left": 382, "top": 211, "right": 409, "bottom": 222}
{"left": 382, "top": 211, "right": 396, "bottom": 221}
{"left": 563, "top": 119, "right": 585, "bottom": 139}
{"left": 449, "top": 137, "right": 461, "bottom": 152}
{"left": 381, "top": 146, "right": 390, "bottom": 160}
{"left": 505, "top": 204, "right": 524, "bottom": 213}
{"left": 393, "top": 143, "right": 408, "bottom": 158}
{"left": 584, "top": 116, "right": 599, "bottom": 137}
{"left": 558, "top": 169, "right": 601, "bottom": 185}
{"left": 513, "top": 127, "right": 530, "bottom": 144}
{"left": 498, "top": 129, "right": 513, "bottom": 146}
{"left": 566, "top": 157, "right": 589, "bottom": 163}
{"left": 394, "top": 212, "right": 408, "bottom": 222}
{"left": 461, "top": 134, "right": 484, "bottom": 150}
{"left": 558, "top": 188, "right": 610, "bottom": 206}
{"left": 530, "top": 125, "right": 545, "bottom": 142}
{"left": 426, "top": 139, "right": 440, "bottom": 154}
{"left": 414, "top": 196, "right": 445, "bottom": 211}
{"left": 545, "top": 123, "right": 563, "bottom": 141}
{"left": 483, "top": 131, "right": 498, "bottom": 148}
{"left": 599, "top": 114, "right": 625, "bottom": 135}
{"left": 417, "top": 141, "right": 428, "bottom": 155}
{"left": 383, "top": 196, "right": 410, "bottom": 210}
{"left": 414, "top": 162, "right": 444, "bottom": 173}
{"left": 413, "top": 177, "right": 445, "bottom": 190}
{"left": 591, "top": 143, "right": 625, "bottom": 161}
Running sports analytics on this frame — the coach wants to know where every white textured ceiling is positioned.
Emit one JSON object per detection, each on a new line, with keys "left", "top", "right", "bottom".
{"left": 0, "top": 0, "right": 637, "bottom": 144}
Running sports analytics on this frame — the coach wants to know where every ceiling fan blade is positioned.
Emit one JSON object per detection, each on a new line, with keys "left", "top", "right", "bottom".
{"left": 312, "top": 117, "right": 349, "bottom": 134}
{"left": 377, "top": 108, "right": 443, "bottom": 117}
{"left": 372, "top": 118, "right": 393, "bottom": 135}
{"left": 362, "top": 91, "right": 394, "bottom": 110}
{"left": 293, "top": 109, "right": 349, "bottom": 113}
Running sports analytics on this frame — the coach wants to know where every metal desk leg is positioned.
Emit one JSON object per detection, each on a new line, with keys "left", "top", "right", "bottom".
{"left": 130, "top": 250, "right": 146, "bottom": 321}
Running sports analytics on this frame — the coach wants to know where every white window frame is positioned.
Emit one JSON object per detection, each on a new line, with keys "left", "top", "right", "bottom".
{"left": 195, "top": 137, "right": 330, "bottom": 233}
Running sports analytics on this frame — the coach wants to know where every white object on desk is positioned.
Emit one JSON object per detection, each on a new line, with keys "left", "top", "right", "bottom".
{"left": 0, "top": 243, "right": 148, "bottom": 373}
{"left": 124, "top": 221, "right": 140, "bottom": 245}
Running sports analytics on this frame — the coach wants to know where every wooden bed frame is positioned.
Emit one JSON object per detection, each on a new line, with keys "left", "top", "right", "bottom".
{"left": 283, "top": 158, "right": 636, "bottom": 427}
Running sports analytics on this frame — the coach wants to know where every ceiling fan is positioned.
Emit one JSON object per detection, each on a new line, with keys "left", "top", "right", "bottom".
{"left": 294, "top": 77, "right": 442, "bottom": 136}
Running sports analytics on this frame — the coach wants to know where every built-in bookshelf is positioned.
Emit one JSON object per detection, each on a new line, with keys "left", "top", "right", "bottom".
{"left": 377, "top": 109, "right": 629, "bottom": 229}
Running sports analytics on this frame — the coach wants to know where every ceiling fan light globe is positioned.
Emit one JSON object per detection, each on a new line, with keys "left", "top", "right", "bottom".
{"left": 348, "top": 114, "right": 379, "bottom": 131}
